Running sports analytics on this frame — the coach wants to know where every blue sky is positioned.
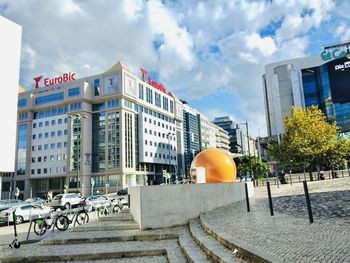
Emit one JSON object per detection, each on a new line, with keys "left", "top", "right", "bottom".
{"left": 1, "top": 0, "right": 350, "bottom": 137}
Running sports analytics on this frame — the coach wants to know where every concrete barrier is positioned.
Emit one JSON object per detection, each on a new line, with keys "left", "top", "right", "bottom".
{"left": 130, "top": 182, "right": 250, "bottom": 229}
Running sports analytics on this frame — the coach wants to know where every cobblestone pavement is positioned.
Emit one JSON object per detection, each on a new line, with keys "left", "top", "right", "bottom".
{"left": 202, "top": 177, "right": 350, "bottom": 262}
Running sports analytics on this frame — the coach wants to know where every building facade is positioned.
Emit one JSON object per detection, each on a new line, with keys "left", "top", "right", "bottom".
{"left": 263, "top": 42, "right": 350, "bottom": 136}
{"left": 182, "top": 104, "right": 200, "bottom": 177}
{"left": 2, "top": 62, "right": 185, "bottom": 199}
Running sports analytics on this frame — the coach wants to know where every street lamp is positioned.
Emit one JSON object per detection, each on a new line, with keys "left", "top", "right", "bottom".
{"left": 68, "top": 114, "right": 87, "bottom": 194}
{"left": 166, "top": 132, "right": 175, "bottom": 184}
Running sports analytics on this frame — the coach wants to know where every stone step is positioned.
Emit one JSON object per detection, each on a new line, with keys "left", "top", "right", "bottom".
{"left": 53, "top": 255, "right": 168, "bottom": 263}
{"left": 98, "top": 212, "right": 133, "bottom": 222}
{"left": 199, "top": 215, "right": 279, "bottom": 263}
{"left": 1, "top": 239, "right": 187, "bottom": 263}
{"left": 43, "top": 232, "right": 178, "bottom": 245}
{"left": 177, "top": 227, "right": 212, "bottom": 263}
{"left": 72, "top": 219, "right": 139, "bottom": 232}
{"left": 189, "top": 219, "right": 243, "bottom": 263}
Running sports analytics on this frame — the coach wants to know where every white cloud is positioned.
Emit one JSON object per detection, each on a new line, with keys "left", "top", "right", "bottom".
{"left": 0, "top": 0, "right": 341, "bottom": 137}
{"left": 245, "top": 33, "right": 277, "bottom": 56}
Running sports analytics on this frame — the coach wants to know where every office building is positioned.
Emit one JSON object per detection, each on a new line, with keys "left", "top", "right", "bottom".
{"left": 182, "top": 104, "right": 200, "bottom": 176}
{"left": 0, "top": 16, "right": 22, "bottom": 199}
{"left": 2, "top": 61, "right": 184, "bottom": 199}
{"left": 263, "top": 41, "right": 350, "bottom": 136}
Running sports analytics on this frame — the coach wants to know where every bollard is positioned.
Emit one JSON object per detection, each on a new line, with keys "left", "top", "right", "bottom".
{"left": 289, "top": 173, "right": 292, "bottom": 185}
{"left": 245, "top": 182, "right": 250, "bottom": 212}
{"left": 128, "top": 194, "right": 131, "bottom": 208}
{"left": 266, "top": 182, "right": 274, "bottom": 216}
{"left": 303, "top": 181, "right": 314, "bottom": 224}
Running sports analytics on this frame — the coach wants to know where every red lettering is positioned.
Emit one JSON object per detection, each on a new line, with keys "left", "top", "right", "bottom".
{"left": 34, "top": 72, "right": 76, "bottom": 88}
{"left": 33, "top": 76, "right": 42, "bottom": 89}
{"left": 140, "top": 68, "right": 147, "bottom": 82}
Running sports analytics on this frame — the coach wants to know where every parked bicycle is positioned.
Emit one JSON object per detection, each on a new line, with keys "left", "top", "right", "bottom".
{"left": 33, "top": 212, "right": 69, "bottom": 236}
{"left": 112, "top": 197, "right": 129, "bottom": 213}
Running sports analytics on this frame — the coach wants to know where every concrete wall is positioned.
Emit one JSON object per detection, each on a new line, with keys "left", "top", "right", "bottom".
{"left": 0, "top": 16, "right": 21, "bottom": 172}
{"left": 130, "top": 182, "right": 250, "bottom": 229}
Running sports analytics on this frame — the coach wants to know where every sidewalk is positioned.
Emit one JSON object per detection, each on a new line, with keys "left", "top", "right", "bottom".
{"left": 201, "top": 177, "right": 350, "bottom": 262}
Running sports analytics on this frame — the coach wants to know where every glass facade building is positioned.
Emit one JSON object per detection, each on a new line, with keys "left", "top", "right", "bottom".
{"left": 302, "top": 63, "right": 350, "bottom": 132}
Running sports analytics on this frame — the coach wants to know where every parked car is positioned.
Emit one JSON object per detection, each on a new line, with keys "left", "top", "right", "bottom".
{"left": 0, "top": 199, "right": 26, "bottom": 212}
{"left": 25, "top": 197, "right": 46, "bottom": 206}
{"left": 50, "top": 193, "right": 82, "bottom": 210}
{"left": 80, "top": 195, "right": 112, "bottom": 211}
{"left": 117, "top": 188, "right": 128, "bottom": 196}
{"left": 0, "top": 204, "right": 51, "bottom": 224}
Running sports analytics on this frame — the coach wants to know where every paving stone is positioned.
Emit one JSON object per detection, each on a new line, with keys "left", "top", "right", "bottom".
{"left": 201, "top": 177, "right": 350, "bottom": 263}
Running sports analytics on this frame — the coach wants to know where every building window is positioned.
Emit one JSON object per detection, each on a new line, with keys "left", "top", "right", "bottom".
{"left": 94, "top": 79, "right": 100, "bottom": 96}
{"left": 125, "top": 112, "right": 133, "bottom": 168}
{"left": 58, "top": 118, "right": 62, "bottom": 124}
{"left": 51, "top": 131, "right": 55, "bottom": 137}
{"left": 163, "top": 97, "right": 169, "bottom": 111}
{"left": 45, "top": 132, "right": 49, "bottom": 138}
{"left": 155, "top": 92, "right": 161, "bottom": 107}
{"left": 146, "top": 87, "right": 153, "bottom": 104}
{"left": 35, "top": 92, "right": 64, "bottom": 105}
{"left": 17, "top": 124, "right": 28, "bottom": 175}
{"left": 139, "top": 84, "right": 144, "bottom": 100}
{"left": 57, "top": 142, "right": 62, "bottom": 148}
{"left": 70, "top": 102, "right": 82, "bottom": 111}
{"left": 45, "top": 121, "right": 49, "bottom": 126}
{"left": 170, "top": 101, "right": 174, "bottom": 113}
{"left": 58, "top": 130, "right": 62, "bottom": 136}
{"left": 18, "top": 98, "right": 27, "bottom": 108}
{"left": 68, "top": 87, "right": 80, "bottom": 97}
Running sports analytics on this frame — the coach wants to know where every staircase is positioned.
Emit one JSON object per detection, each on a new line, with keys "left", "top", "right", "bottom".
{"left": 1, "top": 210, "right": 250, "bottom": 263}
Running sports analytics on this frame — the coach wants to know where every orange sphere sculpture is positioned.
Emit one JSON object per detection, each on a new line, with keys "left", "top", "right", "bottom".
{"left": 190, "top": 148, "right": 236, "bottom": 183}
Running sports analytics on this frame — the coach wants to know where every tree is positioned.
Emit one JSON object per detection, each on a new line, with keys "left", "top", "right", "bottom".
{"left": 238, "top": 156, "right": 271, "bottom": 182}
{"left": 268, "top": 106, "right": 350, "bottom": 180}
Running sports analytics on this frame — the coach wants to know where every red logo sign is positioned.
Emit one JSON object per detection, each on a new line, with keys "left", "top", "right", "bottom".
{"left": 140, "top": 68, "right": 167, "bottom": 93}
{"left": 33, "top": 72, "right": 76, "bottom": 89}
{"left": 33, "top": 76, "right": 42, "bottom": 89}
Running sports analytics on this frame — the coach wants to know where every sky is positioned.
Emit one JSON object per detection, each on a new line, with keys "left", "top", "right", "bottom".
{"left": 1, "top": 0, "right": 350, "bottom": 137}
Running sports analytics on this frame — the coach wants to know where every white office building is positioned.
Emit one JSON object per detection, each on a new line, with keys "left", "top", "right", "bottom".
{"left": 2, "top": 61, "right": 184, "bottom": 199}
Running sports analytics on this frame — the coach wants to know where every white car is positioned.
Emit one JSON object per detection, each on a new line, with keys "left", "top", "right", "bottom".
{"left": 0, "top": 204, "right": 51, "bottom": 224}
{"left": 50, "top": 193, "right": 82, "bottom": 210}
{"left": 81, "top": 195, "right": 112, "bottom": 211}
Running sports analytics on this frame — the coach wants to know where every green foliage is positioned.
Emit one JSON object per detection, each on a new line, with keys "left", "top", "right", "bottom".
{"left": 238, "top": 156, "right": 271, "bottom": 179}
{"left": 268, "top": 106, "right": 350, "bottom": 170}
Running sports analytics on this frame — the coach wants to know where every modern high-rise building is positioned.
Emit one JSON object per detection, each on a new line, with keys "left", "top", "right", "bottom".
{"left": 263, "top": 41, "right": 350, "bottom": 136}
{"left": 2, "top": 62, "right": 185, "bottom": 199}
{"left": 0, "top": 16, "right": 22, "bottom": 199}
{"left": 182, "top": 104, "right": 200, "bottom": 176}
{"left": 212, "top": 116, "right": 256, "bottom": 157}
{"left": 181, "top": 104, "right": 230, "bottom": 176}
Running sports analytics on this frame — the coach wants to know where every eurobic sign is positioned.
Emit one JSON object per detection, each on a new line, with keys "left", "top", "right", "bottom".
{"left": 140, "top": 68, "right": 167, "bottom": 93}
{"left": 320, "top": 43, "right": 350, "bottom": 62}
{"left": 33, "top": 72, "right": 76, "bottom": 89}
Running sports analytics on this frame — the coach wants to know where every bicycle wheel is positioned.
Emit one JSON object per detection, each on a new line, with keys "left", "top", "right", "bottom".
{"left": 112, "top": 205, "right": 121, "bottom": 213}
{"left": 76, "top": 211, "right": 89, "bottom": 225}
{"left": 33, "top": 220, "right": 47, "bottom": 236}
{"left": 55, "top": 215, "right": 70, "bottom": 231}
